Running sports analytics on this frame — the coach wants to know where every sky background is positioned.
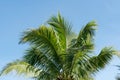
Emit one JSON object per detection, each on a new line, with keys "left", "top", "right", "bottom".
{"left": 0, "top": 0, "right": 120, "bottom": 80}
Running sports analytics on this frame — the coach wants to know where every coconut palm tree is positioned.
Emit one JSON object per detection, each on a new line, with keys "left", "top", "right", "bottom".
{"left": 0, "top": 13, "right": 116, "bottom": 80}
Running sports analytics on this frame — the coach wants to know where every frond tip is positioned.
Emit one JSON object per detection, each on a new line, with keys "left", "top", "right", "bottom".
{"left": 87, "top": 47, "right": 116, "bottom": 73}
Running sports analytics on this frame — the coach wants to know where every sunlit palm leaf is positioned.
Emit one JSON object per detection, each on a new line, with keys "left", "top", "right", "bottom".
{"left": 48, "top": 13, "right": 73, "bottom": 54}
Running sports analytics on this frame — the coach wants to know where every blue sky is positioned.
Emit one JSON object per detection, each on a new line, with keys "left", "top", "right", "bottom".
{"left": 0, "top": 0, "right": 120, "bottom": 80}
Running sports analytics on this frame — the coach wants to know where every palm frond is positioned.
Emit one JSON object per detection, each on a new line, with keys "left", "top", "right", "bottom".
{"left": 71, "top": 21, "right": 97, "bottom": 53}
{"left": 82, "top": 47, "right": 116, "bottom": 74}
{"left": 71, "top": 53, "right": 92, "bottom": 79}
{"left": 0, "top": 60, "right": 40, "bottom": 77}
{"left": 95, "top": 47, "right": 115, "bottom": 69}
{"left": 68, "top": 47, "right": 115, "bottom": 79}
{"left": 23, "top": 46, "right": 61, "bottom": 76}
{"left": 19, "top": 26, "right": 62, "bottom": 69}
{"left": 48, "top": 13, "right": 73, "bottom": 53}
{"left": 65, "top": 21, "right": 97, "bottom": 74}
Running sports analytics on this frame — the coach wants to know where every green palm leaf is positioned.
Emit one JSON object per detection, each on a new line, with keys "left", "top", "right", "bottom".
{"left": 48, "top": 13, "right": 73, "bottom": 54}
{"left": 88, "top": 47, "right": 116, "bottom": 71}
{"left": 71, "top": 21, "right": 97, "bottom": 52}
{"left": 19, "top": 26, "right": 62, "bottom": 68}
{"left": 23, "top": 46, "right": 61, "bottom": 78}
{"left": 0, "top": 60, "right": 40, "bottom": 77}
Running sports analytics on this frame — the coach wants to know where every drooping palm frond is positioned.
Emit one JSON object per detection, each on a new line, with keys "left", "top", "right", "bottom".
{"left": 23, "top": 46, "right": 61, "bottom": 79}
{"left": 0, "top": 60, "right": 40, "bottom": 77}
{"left": 68, "top": 47, "right": 115, "bottom": 79}
{"left": 19, "top": 26, "right": 62, "bottom": 68}
{"left": 80, "top": 47, "right": 116, "bottom": 74}
{"left": 0, "top": 60, "right": 56, "bottom": 80}
{"left": 19, "top": 26, "right": 59, "bottom": 50}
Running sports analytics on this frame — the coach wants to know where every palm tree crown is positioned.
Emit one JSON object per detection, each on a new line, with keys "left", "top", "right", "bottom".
{"left": 0, "top": 13, "right": 116, "bottom": 80}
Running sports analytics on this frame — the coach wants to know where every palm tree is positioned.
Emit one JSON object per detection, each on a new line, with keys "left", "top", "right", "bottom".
{"left": 0, "top": 13, "right": 116, "bottom": 80}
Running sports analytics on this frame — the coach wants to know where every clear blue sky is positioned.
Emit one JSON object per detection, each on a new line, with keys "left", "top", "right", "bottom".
{"left": 0, "top": 0, "right": 120, "bottom": 80}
